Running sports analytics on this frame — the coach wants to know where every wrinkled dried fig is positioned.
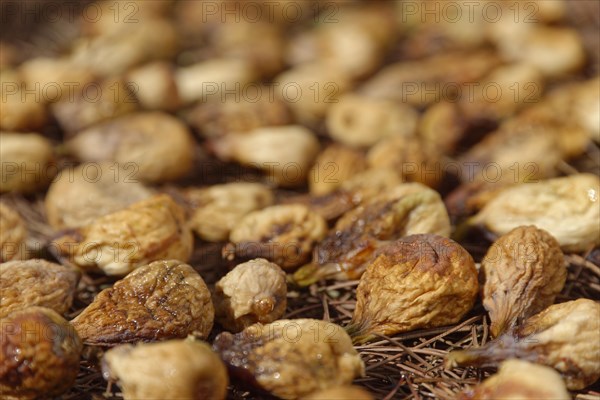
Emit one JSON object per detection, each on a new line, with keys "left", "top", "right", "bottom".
{"left": 213, "top": 319, "right": 365, "bottom": 399}
{"left": 52, "top": 194, "right": 193, "bottom": 276}
{"left": 303, "top": 385, "right": 374, "bottom": 400}
{"left": 0, "top": 203, "right": 27, "bottom": 262}
{"left": 0, "top": 307, "right": 82, "bottom": 400}
{"left": 350, "top": 234, "right": 478, "bottom": 343}
{"left": 72, "top": 260, "right": 213, "bottom": 346}
{"left": 224, "top": 204, "right": 327, "bottom": 270}
{"left": 457, "top": 359, "right": 570, "bottom": 400}
{"left": 481, "top": 226, "right": 566, "bottom": 337}
{"left": 446, "top": 299, "right": 600, "bottom": 390}
{"left": 185, "top": 183, "right": 274, "bottom": 242}
{"left": 0, "top": 259, "right": 79, "bottom": 318}
{"left": 308, "top": 144, "right": 367, "bottom": 196}
{"left": 102, "top": 339, "right": 228, "bottom": 400}
{"left": 66, "top": 112, "right": 195, "bottom": 183}
{"left": 473, "top": 174, "right": 600, "bottom": 252}
{"left": 214, "top": 258, "right": 286, "bottom": 332}
{"left": 339, "top": 168, "right": 403, "bottom": 204}
{"left": 294, "top": 184, "right": 451, "bottom": 284}
{"left": 45, "top": 162, "right": 153, "bottom": 229}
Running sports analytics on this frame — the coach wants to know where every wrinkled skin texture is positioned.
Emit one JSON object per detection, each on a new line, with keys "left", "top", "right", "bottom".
{"left": 0, "top": 203, "right": 27, "bottom": 262}
{"left": 214, "top": 259, "right": 287, "bottom": 332}
{"left": 66, "top": 112, "right": 195, "bottom": 183}
{"left": 308, "top": 144, "right": 367, "bottom": 196}
{"left": 52, "top": 194, "right": 193, "bottom": 276}
{"left": 0, "top": 259, "right": 80, "bottom": 318}
{"left": 474, "top": 174, "right": 600, "bottom": 252}
{"left": 0, "top": 133, "right": 55, "bottom": 193}
{"left": 225, "top": 204, "right": 327, "bottom": 270}
{"left": 458, "top": 359, "right": 570, "bottom": 400}
{"left": 446, "top": 299, "right": 600, "bottom": 390}
{"left": 72, "top": 260, "right": 214, "bottom": 346}
{"left": 350, "top": 234, "right": 478, "bottom": 342}
{"left": 45, "top": 162, "right": 153, "bottom": 229}
{"left": 102, "top": 339, "right": 228, "bottom": 400}
{"left": 186, "top": 183, "right": 274, "bottom": 242}
{"left": 482, "top": 226, "right": 566, "bottom": 337}
{"left": 294, "top": 184, "right": 451, "bottom": 285}
{"left": 213, "top": 319, "right": 365, "bottom": 399}
{"left": 0, "top": 307, "right": 82, "bottom": 400}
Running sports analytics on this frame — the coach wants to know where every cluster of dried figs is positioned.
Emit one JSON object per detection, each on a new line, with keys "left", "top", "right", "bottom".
{"left": 1, "top": 0, "right": 599, "bottom": 399}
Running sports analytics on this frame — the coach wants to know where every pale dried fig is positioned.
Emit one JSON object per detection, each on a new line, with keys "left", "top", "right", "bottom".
{"left": 446, "top": 299, "right": 600, "bottom": 390}
{"left": 294, "top": 184, "right": 451, "bottom": 284}
{"left": 458, "top": 359, "right": 570, "bottom": 400}
{"left": 213, "top": 319, "right": 365, "bottom": 399}
{"left": 224, "top": 204, "right": 327, "bottom": 270}
{"left": 52, "top": 194, "right": 193, "bottom": 276}
{"left": 212, "top": 125, "right": 320, "bottom": 187}
{"left": 45, "top": 162, "right": 153, "bottom": 229}
{"left": 339, "top": 168, "right": 403, "bottom": 204}
{"left": 473, "top": 174, "right": 600, "bottom": 252}
{"left": 72, "top": 260, "right": 214, "bottom": 346}
{"left": 0, "top": 259, "right": 79, "bottom": 318}
{"left": 0, "top": 132, "right": 55, "bottom": 193}
{"left": 0, "top": 307, "right": 82, "bottom": 400}
{"left": 214, "top": 258, "right": 287, "bottom": 332}
{"left": 350, "top": 234, "right": 478, "bottom": 343}
{"left": 309, "top": 144, "right": 367, "bottom": 196}
{"left": 66, "top": 112, "right": 195, "bottom": 183}
{"left": 185, "top": 183, "right": 274, "bottom": 242}
{"left": 0, "top": 203, "right": 27, "bottom": 262}
{"left": 481, "top": 226, "right": 566, "bottom": 337}
{"left": 102, "top": 339, "right": 228, "bottom": 400}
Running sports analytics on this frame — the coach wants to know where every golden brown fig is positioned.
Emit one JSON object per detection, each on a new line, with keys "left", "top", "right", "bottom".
{"left": 0, "top": 132, "right": 55, "bottom": 193}
{"left": 213, "top": 319, "right": 365, "bottom": 399}
{"left": 350, "top": 234, "right": 478, "bottom": 343}
{"left": 72, "top": 260, "right": 214, "bottom": 346}
{"left": 308, "top": 144, "right": 367, "bottom": 196}
{"left": 457, "top": 359, "right": 570, "bottom": 400}
{"left": 0, "top": 259, "right": 79, "bottom": 318}
{"left": 66, "top": 112, "right": 195, "bottom": 183}
{"left": 302, "top": 385, "right": 374, "bottom": 400}
{"left": 185, "top": 183, "right": 274, "bottom": 242}
{"left": 102, "top": 339, "right": 228, "bottom": 400}
{"left": 446, "top": 299, "right": 600, "bottom": 390}
{"left": 214, "top": 258, "right": 287, "bottom": 332}
{"left": 481, "top": 226, "right": 566, "bottom": 337}
{"left": 51, "top": 194, "right": 193, "bottom": 276}
{"left": 0, "top": 203, "right": 27, "bottom": 262}
{"left": 0, "top": 93, "right": 47, "bottom": 132}
{"left": 473, "top": 174, "right": 600, "bottom": 252}
{"left": 224, "top": 204, "right": 327, "bottom": 270}
{"left": 338, "top": 168, "right": 403, "bottom": 204}
{"left": 45, "top": 162, "right": 153, "bottom": 229}
{"left": 294, "top": 184, "right": 451, "bottom": 285}
{"left": 0, "top": 307, "right": 82, "bottom": 400}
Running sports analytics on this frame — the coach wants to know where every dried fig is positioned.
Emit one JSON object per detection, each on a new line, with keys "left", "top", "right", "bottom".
{"left": 294, "top": 184, "right": 451, "bottom": 284}
{"left": 457, "top": 359, "right": 570, "bottom": 400}
{"left": 66, "top": 112, "right": 195, "bottom": 183}
{"left": 0, "top": 132, "right": 55, "bottom": 193}
{"left": 0, "top": 259, "right": 79, "bottom": 318}
{"left": 481, "top": 226, "right": 566, "bottom": 337}
{"left": 224, "top": 204, "right": 327, "bottom": 270}
{"left": 213, "top": 319, "right": 365, "bottom": 399}
{"left": 212, "top": 125, "right": 320, "bottom": 187}
{"left": 102, "top": 339, "right": 228, "bottom": 400}
{"left": 0, "top": 307, "right": 82, "bottom": 400}
{"left": 214, "top": 258, "right": 286, "bottom": 332}
{"left": 308, "top": 144, "right": 367, "bottom": 195}
{"left": 339, "top": 168, "right": 403, "bottom": 204}
{"left": 72, "top": 260, "right": 214, "bottom": 346}
{"left": 350, "top": 234, "right": 478, "bottom": 343}
{"left": 45, "top": 162, "right": 153, "bottom": 229}
{"left": 0, "top": 203, "right": 27, "bottom": 262}
{"left": 473, "top": 174, "right": 600, "bottom": 252}
{"left": 52, "top": 194, "right": 193, "bottom": 276}
{"left": 185, "top": 183, "right": 274, "bottom": 242}
{"left": 446, "top": 299, "right": 600, "bottom": 390}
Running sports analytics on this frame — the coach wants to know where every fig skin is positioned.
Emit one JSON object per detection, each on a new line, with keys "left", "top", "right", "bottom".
{"left": 0, "top": 203, "right": 27, "bottom": 262}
